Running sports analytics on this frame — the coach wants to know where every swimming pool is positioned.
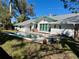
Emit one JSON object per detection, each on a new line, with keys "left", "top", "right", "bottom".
{"left": 8, "top": 32, "right": 45, "bottom": 42}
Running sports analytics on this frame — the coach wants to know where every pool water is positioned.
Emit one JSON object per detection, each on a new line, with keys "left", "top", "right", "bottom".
{"left": 24, "top": 34, "right": 44, "bottom": 41}
{"left": 11, "top": 32, "right": 45, "bottom": 41}
{"left": 8, "top": 32, "right": 60, "bottom": 44}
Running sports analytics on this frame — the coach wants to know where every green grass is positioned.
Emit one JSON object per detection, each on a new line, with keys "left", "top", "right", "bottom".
{"left": 0, "top": 39, "right": 78, "bottom": 59}
{"left": 2, "top": 30, "right": 17, "bottom": 32}
{"left": 0, "top": 32, "right": 78, "bottom": 59}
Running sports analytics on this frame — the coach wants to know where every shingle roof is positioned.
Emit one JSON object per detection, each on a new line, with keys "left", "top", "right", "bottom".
{"left": 14, "top": 19, "right": 36, "bottom": 26}
{"left": 49, "top": 13, "right": 79, "bottom": 24}
{"left": 49, "top": 13, "right": 79, "bottom": 21}
{"left": 34, "top": 16, "right": 57, "bottom": 22}
{"left": 62, "top": 15, "right": 79, "bottom": 24}
{"left": 14, "top": 13, "right": 79, "bottom": 26}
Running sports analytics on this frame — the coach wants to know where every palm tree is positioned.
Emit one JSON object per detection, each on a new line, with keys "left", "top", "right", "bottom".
{"left": 12, "top": 0, "right": 34, "bottom": 22}
{"left": 9, "top": 0, "right": 12, "bottom": 16}
{"left": 0, "top": 0, "right": 34, "bottom": 29}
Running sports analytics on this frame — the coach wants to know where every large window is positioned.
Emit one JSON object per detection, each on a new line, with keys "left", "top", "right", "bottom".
{"left": 40, "top": 24, "right": 42, "bottom": 31}
{"left": 40, "top": 24, "right": 49, "bottom": 31}
{"left": 34, "top": 24, "right": 38, "bottom": 29}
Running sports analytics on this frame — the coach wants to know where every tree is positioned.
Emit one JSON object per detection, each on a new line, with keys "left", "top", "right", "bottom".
{"left": 11, "top": 0, "right": 34, "bottom": 22}
{"left": 61, "top": 0, "right": 79, "bottom": 13}
{"left": 0, "top": 1, "right": 11, "bottom": 29}
{"left": 0, "top": 0, "right": 34, "bottom": 29}
{"left": 17, "top": 14, "right": 30, "bottom": 23}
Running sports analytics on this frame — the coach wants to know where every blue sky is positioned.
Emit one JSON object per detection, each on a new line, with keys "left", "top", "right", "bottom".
{"left": 5, "top": 0, "right": 72, "bottom": 22}
{"left": 27, "top": 0, "right": 71, "bottom": 17}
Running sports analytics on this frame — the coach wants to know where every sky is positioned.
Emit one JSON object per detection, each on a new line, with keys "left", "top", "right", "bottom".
{"left": 27, "top": 0, "right": 71, "bottom": 17}
{"left": 5, "top": 0, "right": 72, "bottom": 22}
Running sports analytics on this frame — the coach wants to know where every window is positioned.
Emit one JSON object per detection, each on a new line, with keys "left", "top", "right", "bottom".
{"left": 49, "top": 24, "right": 51, "bottom": 32}
{"left": 54, "top": 24, "right": 56, "bottom": 28}
{"left": 40, "top": 24, "right": 49, "bottom": 31}
{"left": 40, "top": 24, "right": 42, "bottom": 31}
{"left": 59, "top": 25, "right": 61, "bottom": 29}
{"left": 34, "top": 24, "right": 38, "bottom": 29}
{"left": 42, "top": 24, "right": 44, "bottom": 31}
{"left": 44, "top": 24, "right": 47, "bottom": 31}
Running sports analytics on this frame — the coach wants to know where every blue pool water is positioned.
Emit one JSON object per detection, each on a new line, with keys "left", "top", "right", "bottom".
{"left": 8, "top": 32, "right": 44, "bottom": 41}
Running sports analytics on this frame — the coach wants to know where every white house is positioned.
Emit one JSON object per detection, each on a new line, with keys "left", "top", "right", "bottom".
{"left": 31, "top": 13, "right": 79, "bottom": 38}
{"left": 14, "top": 19, "right": 36, "bottom": 33}
{"left": 14, "top": 13, "right": 79, "bottom": 38}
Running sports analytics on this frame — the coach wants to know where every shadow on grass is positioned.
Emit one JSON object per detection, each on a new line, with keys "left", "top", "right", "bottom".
{"left": 66, "top": 41, "right": 79, "bottom": 58}
{"left": 60, "top": 35, "right": 79, "bottom": 58}
{"left": 12, "top": 42, "right": 26, "bottom": 49}
{"left": 0, "top": 47, "right": 12, "bottom": 59}
{"left": 23, "top": 43, "right": 71, "bottom": 59}
{"left": 0, "top": 32, "right": 23, "bottom": 45}
{"left": 0, "top": 32, "right": 73, "bottom": 59}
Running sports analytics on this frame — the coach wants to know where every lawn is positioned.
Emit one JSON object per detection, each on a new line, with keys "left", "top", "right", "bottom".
{"left": 0, "top": 32, "right": 78, "bottom": 59}
{"left": 0, "top": 40, "right": 78, "bottom": 59}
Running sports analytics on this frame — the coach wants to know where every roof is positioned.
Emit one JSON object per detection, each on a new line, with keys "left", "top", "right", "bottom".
{"left": 33, "top": 16, "right": 57, "bottom": 23}
{"left": 14, "top": 19, "right": 36, "bottom": 26}
{"left": 49, "top": 13, "right": 79, "bottom": 24}
{"left": 49, "top": 13, "right": 79, "bottom": 21}
{"left": 62, "top": 15, "right": 79, "bottom": 24}
{"left": 14, "top": 13, "right": 79, "bottom": 26}
{"left": 14, "top": 16, "right": 57, "bottom": 26}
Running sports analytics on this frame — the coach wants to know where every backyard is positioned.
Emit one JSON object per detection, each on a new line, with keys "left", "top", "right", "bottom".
{"left": 0, "top": 31, "right": 78, "bottom": 59}
{"left": 0, "top": 0, "right": 79, "bottom": 59}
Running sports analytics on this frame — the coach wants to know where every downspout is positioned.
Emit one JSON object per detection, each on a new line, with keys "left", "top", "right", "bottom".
{"left": 74, "top": 24, "right": 78, "bottom": 41}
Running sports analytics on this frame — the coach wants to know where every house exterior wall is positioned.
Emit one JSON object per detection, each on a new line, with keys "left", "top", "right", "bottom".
{"left": 50, "top": 24, "right": 74, "bottom": 29}
{"left": 50, "top": 28, "right": 74, "bottom": 37}
{"left": 50, "top": 24, "right": 74, "bottom": 37}
{"left": 15, "top": 26, "right": 30, "bottom": 33}
{"left": 37, "top": 20, "right": 74, "bottom": 37}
